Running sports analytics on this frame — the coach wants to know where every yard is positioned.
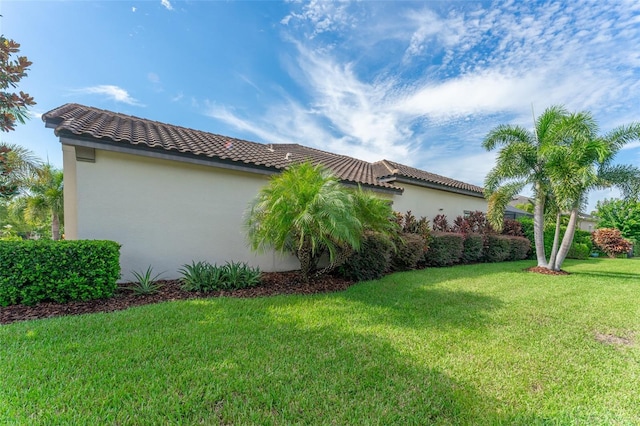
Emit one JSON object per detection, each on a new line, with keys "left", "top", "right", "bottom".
{"left": 1, "top": 258, "right": 639, "bottom": 424}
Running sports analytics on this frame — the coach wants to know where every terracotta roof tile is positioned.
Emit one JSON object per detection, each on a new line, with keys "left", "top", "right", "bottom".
{"left": 375, "top": 159, "right": 484, "bottom": 195}
{"left": 42, "top": 103, "right": 398, "bottom": 191}
{"left": 43, "top": 104, "right": 484, "bottom": 195}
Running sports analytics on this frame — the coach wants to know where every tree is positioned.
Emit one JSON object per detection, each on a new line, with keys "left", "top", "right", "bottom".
{"left": 484, "top": 105, "right": 640, "bottom": 271}
{"left": 0, "top": 142, "right": 42, "bottom": 199}
{"left": 543, "top": 113, "right": 640, "bottom": 270}
{"left": 17, "top": 164, "right": 64, "bottom": 240}
{"left": 483, "top": 105, "right": 569, "bottom": 267}
{"left": 1, "top": 35, "right": 36, "bottom": 132}
{"left": 245, "top": 162, "right": 397, "bottom": 281}
{"left": 595, "top": 198, "right": 640, "bottom": 243}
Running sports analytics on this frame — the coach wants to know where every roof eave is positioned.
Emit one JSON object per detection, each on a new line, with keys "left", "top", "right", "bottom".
{"left": 393, "top": 175, "right": 485, "bottom": 198}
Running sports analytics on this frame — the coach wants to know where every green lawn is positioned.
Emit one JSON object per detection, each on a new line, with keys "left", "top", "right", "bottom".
{"left": 1, "top": 259, "right": 639, "bottom": 424}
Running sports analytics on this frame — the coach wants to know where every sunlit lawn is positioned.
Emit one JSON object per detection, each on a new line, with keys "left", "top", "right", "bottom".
{"left": 1, "top": 258, "right": 639, "bottom": 424}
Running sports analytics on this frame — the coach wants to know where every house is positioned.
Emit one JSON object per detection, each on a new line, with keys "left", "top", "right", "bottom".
{"left": 43, "top": 103, "right": 487, "bottom": 280}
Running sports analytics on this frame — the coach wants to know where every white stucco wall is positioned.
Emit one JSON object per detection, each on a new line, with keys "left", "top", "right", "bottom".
{"left": 67, "top": 148, "right": 299, "bottom": 281}
{"left": 390, "top": 182, "right": 488, "bottom": 222}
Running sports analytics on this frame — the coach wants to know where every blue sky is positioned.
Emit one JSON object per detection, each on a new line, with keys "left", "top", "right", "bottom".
{"left": 2, "top": 0, "right": 639, "bottom": 212}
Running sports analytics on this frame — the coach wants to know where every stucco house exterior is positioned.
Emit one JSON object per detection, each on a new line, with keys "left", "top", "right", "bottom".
{"left": 43, "top": 103, "right": 487, "bottom": 280}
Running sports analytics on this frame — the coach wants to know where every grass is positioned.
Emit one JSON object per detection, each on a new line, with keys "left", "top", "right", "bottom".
{"left": 1, "top": 258, "right": 639, "bottom": 424}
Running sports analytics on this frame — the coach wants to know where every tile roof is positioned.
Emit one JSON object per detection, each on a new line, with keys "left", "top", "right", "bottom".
{"left": 43, "top": 103, "right": 484, "bottom": 196}
{"left": 374, "top": 159, "right": 484, "bottom": 195}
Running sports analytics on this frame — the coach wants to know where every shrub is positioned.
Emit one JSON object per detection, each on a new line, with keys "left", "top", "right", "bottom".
{"left": 502, "top": 219, "right": 524, "bottom": 237}
{"left": 0, "top": 240, "right": 120, "bottom": 306}
{"left": 592, "top": 228, "right": 633, "bottom": 258}
{"left": 180, "top": 261, "right": 261, "bottom": 292}
{"left": 432, "top": 214, "right": 450, "bottom": 232}
{"left": 339, "top": 232, "right": 393, "bottom": 281}
{"left": 425, "top": 232, "right": 464, "bottom": 266}
{"left": 567, "top": 243, "right": 590, "bottom": 260}
{"left": 464, "top": 211, "right": 493, "bottom": 234}
{"left": 390, "top": 232, "right": 427, "bottom": 271}
{"left": 484, "top": 235, "right": 511, "bottom": 263}
{"left": 462, "top": 233, "right": 484, "bottom": 263}
{"left": 508, "top": 236, "right": 531, "bottom": 260}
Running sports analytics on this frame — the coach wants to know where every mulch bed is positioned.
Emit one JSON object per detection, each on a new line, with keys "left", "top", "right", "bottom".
{"left": 0, "top": 272, "right": 355, "bottom": 325}
{"left": 1, "top": 266, "right": 571, "bottom": 325}
{"left": 526, "top": 266, "right": 570, "bottom": 275}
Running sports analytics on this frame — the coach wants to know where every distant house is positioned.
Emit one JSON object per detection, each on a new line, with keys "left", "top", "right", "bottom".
{"left": 43, "top": 103, "right": 487, "bottom": 279}
{"left": 504, "top": 204, "right": 533, "bottom": 220}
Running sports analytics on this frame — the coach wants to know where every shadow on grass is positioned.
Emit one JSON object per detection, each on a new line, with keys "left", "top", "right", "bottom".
{"left": 175, "top": 297, "right": 545, "bottom": 425}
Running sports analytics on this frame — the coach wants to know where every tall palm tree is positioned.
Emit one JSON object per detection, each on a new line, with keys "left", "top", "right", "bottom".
{"left": 483, "top": 105, "right": 569, "bottom": 267}
{"left": 544, "top": 114, "right": 640, "bottom": 270}
{"left": 20, "top": 164, "right": 64, "bottom": 240}
{"left": 0, "top": 142, "right": 42, "bottom": 199}
{"left": 245, "top": 162, "right": 396, "bottom": 281}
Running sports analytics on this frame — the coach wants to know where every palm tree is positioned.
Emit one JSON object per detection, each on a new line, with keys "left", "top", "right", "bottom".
{"left": 0, "top": 142, "right": 42, "bottom": 199}
{"left": 544, "top": 114, "right": 640, "bottom": 270}
{"left": 483, "top": 105, "right": 569, "bottom": 267}
{"left": 484, "top": 106, "right": 640, "bottom": 271}
{"left": 245, "top": 162, "right": 396, "bottom": 281}
{"left": 19, "top": 164, "right": 64, "bottom": 240}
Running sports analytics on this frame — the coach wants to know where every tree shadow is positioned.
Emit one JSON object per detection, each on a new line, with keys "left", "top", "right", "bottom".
{"left": 182, "top": 297, "right": 549, "bottom": 425}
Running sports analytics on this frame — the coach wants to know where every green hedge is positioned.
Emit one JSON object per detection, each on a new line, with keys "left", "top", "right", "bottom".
{"left": 508, "top": 236, "right": 531, "bottom": 260}
{"left": 425, "top": 232, "right": 464, "bottom": 266}
{"left": 0, "top": 240, "right": 121, "bottom": 306}
{"left": 518, "top": 217, "right": 594, "bottom": 259}
{"left": 339, "top": 232, "right": 393, "bottom": 281}
{"left": 462, "top": 234, "right": 484, "bottom": 263}
{"left": 390, "top": 233, "right": 426, "bottom": 271}
{"left": 484, "top": 235, "right": 511, "bottom": 262}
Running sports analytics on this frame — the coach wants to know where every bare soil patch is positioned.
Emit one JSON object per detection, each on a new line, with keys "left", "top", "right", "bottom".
{"left": 0, "top": 272, "right": 355, "bottom": 325}
{"left": 594, "top": 332, "right": 634, "bottom": 346}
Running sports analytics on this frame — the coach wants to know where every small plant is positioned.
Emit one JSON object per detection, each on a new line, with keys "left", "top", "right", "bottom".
{"left": 222, "top": 261, "right": 261, "bottom": 289}
{"left": 180, "top": 261, "right": 225, "bottom": 292}
{"left": 180, "top": 260, "right": 262, "bottom": 292}
{"left": 127, "top": 266, "right": 165, "bottom": 295}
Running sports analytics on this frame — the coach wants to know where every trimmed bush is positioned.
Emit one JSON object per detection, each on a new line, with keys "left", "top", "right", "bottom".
{"left": 508, "top": 236, "right": 531, "bottom": 260}
{"left": 0, "top": 240, "right": 121, "bottom": 306}
{"left": 390, "top": 232, "right": 426, "bottom": 271}
{"left": 339, "top": 232, "right": 393, "bottom": 281}
{"left": 462, "top": 233, "right": 484, "bottom": 263}
{"left": 567, "top": 243, "right": 590, "bottom": 260}
{"left": 425, "top": 232, "right": 464, "bottom": 266}
{"left": 484, "top": 235, "right": 511, "bottom": 263}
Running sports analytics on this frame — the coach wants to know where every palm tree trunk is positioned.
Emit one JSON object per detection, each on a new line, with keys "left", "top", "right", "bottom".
{"left": 51, "top": 212, "right": 60, "bottom": 241}
{"left": 297, "top": 244, "right": 313, "bottom": 283}
{"left": 547, "top": 213, "right": 562, "bottom": 270}
{"left": 534, "top": 186, "right": 548, "bottom": 267}
{"left": 552, "top": 208, "right": 578, "bottom": 271}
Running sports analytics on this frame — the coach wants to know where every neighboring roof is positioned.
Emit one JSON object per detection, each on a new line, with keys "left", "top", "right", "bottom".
{"left": 42, "top": 103, "right": 483, "bottom": 196}
{"left": 510, "top": 195, "right": 533, "bottom": 207}
{"left": 505, "top": 204, "right": 533, "bottom": 217}
{"left": 374, "top": 159, "right": 484, "bottom": 196}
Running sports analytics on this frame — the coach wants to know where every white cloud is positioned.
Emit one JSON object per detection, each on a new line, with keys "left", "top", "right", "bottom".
{"left": 207, "top": 0, "right": 640, "bottom": 203}
{"left": 132, "top": 6, "right": 136, "bottom": 13}
{"left": 161, "top": 0, "right": 173, "bottom": 11}
{"left": 75, "top": 85, "right": 143, "bottom": 106}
